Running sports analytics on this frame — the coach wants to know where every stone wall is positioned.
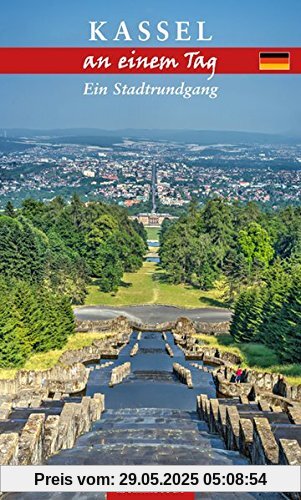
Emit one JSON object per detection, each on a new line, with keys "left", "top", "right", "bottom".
{"left": 173, "top": 363, "right": 193, "bottom": 388}
{"left": 76, "top": 315, "right": 132, "bottom": 334}
{"left": 0, "top": 362, "right": 89, "bottom": 397}
{"left": 132, "top": 321, "right": 175, "bottom": 332}
{"left": 194, "top": 321, "right": 230, "bottom": 335}
{"left": 0, "top": 393, "right": 104, "bottom": 466}
{"left": 173, "top": 317, "right": 196, "bottom": 338}
{"left": 109, "top": 362, "right": 131, "bottom": 387}
{"left": 214, "top": 365, "right": 301, "bottom": 403}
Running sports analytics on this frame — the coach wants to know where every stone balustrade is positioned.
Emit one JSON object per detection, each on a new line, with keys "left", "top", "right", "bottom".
{"left": 196, "top": 394, "right": 301, "bottom": 470}
{"left": 165, "top": 343, "right": 174, "bottom": 357}
{"left": 0, "top": 363, "right": 89, "bottom": 398}
{"left": 0, "top": 393, "right": 104, "bottom": 466}
{"left": 194, "top": 321, "right": 230, "bottom": 335}
{"left": 173, "top": 363, "right": 193, "bottom": 388}
{"left": 109, "top": 362, "right": 131, "bottom": 387}
{"left": 76, "top": 316, "right": 132, "bottom": 334}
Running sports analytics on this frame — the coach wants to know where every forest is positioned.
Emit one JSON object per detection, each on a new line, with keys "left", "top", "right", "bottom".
{"left": 0, "top": 195, "right": 147, "bottom": 367}
{"left": 160, "top": 199, "right": 301, "bottom": 363}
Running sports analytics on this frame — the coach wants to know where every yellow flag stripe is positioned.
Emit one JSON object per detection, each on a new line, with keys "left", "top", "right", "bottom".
{"left": 259, "top": 63, "right": 290, "bottom": 70}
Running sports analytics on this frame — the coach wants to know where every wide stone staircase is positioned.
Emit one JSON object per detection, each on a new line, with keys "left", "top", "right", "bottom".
{"left": 46, "top": 407, "right": 248, "bottom": 465}
{"left": 3, "top": 406, "right": 284, "bottom": 500}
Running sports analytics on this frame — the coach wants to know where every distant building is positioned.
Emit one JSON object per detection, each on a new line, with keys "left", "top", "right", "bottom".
{"left": 83, "top": 170, "right": 95, "bottom": 177}
{"left": 130, "top": 213, "right": 177, "bottom": 226}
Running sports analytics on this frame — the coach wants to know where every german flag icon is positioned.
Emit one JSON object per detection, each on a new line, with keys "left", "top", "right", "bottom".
{"left": 259, "top": 52, "right": 290, "bottom": 71}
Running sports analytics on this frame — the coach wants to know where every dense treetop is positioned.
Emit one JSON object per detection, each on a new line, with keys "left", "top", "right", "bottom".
{"left": 160, "top": 198, "right": 301, "bottom": 362}
{"left": 0, "top": 196, "right": 146, "bottom": 367}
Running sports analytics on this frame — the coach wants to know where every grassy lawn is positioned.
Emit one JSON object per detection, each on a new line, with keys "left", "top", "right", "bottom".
{"left": 146, "top": 226, "right": 160, "bottom": 240}
{"left": 0, "top": 332, "right": 112, "bottom": 380}
{"left": 194, "top": 333, "right": 301, "bottom": 386}
{"left": 86, "top": 261, "right": 226, "bottom": 308}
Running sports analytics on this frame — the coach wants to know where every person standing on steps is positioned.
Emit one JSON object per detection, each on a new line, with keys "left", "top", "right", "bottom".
{"left": 235, "top": 367, "right": 243, "bottom": 383}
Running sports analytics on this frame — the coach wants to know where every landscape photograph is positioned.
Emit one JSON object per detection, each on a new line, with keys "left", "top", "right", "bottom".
{"left": 0, "top": 0, "right": 300, "bottom": 498}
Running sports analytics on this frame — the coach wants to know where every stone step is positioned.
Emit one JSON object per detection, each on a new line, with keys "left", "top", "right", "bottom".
{"left": 9, "top": 407, "right": 62, "bottom": 421}
{"left": 40, "top": 401, "right": 65, "bottom": 409}
{"left": 92, "top": 419, "right": 209, "bottom": 431}
{"left": 272, "top": 424, "right": 301, "bottom": 445}
{"left": 235, "top": 404, "right": 260, "bottom": 412}
{"left": 47, "top": 442, "right": 248, "bottom": 466}
{"left": 102, "top": 408, "right": 199, "bottom": 418}
{"left": 74, "top": 428, "right": 225, "bottom": 448}
{"left": 218, "top": 398, "right": 241, "bottom": 406}
{"left": 0, "top": 420, "right": 26, "bottom": 434}
{"left": 238, "top": 410, "right": 290, "bottom": 424}
{"left": 130, "top": 370, "right": 177, "bottom": 382}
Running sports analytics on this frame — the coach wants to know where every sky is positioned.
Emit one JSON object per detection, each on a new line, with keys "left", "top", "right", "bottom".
{"left": 0, "top": 0, "right": 300, "bottom": 133}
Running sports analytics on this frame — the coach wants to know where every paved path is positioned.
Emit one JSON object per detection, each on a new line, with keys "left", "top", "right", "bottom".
{"left": 74, "top": 305, "right": 231, "bottom": 324}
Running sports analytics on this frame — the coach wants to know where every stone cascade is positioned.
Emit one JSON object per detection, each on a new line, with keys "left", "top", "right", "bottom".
{"left": 0, "top": 393, "right": 104, "bottom": 466}
{"left": 197, "top": 393, "right": 301, "bottom": 472}
{"left": 173, "top": 363, "right": 193, "bottom": 388}
{"left": 45, "top": 407, "right": 249, "bottom": 468}
{"left": 130, "top": 343, "right": 139, "bottom": 357}
{"left": 165, "top": 343, "right": 174, "bottom": 357}
{"left": 109, "top": 362, "right": 131, "bottom": 387}
{"left": 1, "top": 320, "right": 300, "bottom": 500}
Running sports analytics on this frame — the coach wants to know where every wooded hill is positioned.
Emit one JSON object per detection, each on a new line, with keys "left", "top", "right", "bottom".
{"left": 0, "top": 196, "right": 147, "bottom": 367}
{"left": 160, "top": 199, "right": 301, "bottom": 363}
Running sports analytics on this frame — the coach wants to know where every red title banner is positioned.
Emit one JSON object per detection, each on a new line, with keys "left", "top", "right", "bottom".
{"left": 107, "top": 494, "right": 195, "bottom": 499}
{"left": 0, "top": 47, "right": 300, "bottom": 74}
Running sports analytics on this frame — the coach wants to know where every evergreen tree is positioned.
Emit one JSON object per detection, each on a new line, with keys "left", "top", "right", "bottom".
{"left": 230, "top": 287, "right": 266, "bottom": 342}
{"left": 4, "top": 201, "right": 15, "bottom": 218}
{"left": 0, "top": 292, "right": 31, "bottom": 368}
{"left": 238, "top": 222, "right": 274, "bottom": 281}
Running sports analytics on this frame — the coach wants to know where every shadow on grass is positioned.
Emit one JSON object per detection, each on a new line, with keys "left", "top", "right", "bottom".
{"left": 198, "top": 295, "right": 228, "bottom": 309}
{"left": 119, "top": 280, "right": 133, "bottom": 288}
{"left": 237, "top": 343, "right": 279, "bottom": 368}
{"left": 152, "top": 271, "right": 170, "bottom": 283}
{"left": 92, "top": 279, "right": 132, "bottom": 290}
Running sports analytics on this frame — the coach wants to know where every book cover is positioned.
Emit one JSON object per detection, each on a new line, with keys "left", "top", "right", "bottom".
{"left": 0, "top": 1, "right": 300, "bottom": 498}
